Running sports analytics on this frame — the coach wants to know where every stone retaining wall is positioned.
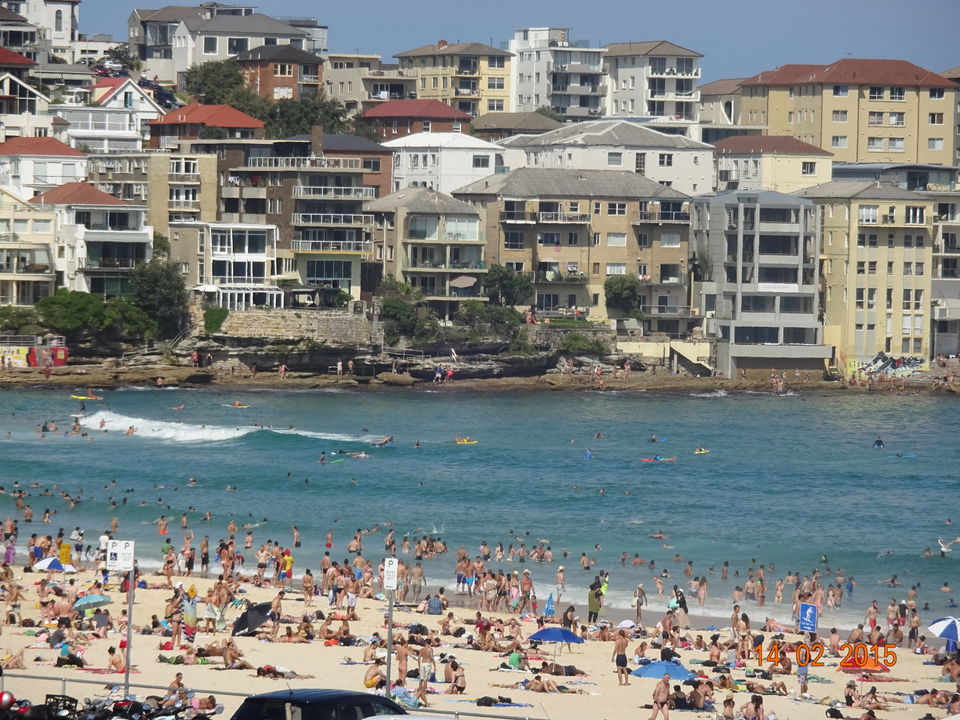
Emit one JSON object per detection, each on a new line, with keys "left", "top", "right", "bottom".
{"left": 218, "top": 309, "right": 377, "bottom": 346}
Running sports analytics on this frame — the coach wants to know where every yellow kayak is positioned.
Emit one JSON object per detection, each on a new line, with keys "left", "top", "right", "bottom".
{"left": 455, "top": 440, "right": 478, "bottom": 445}
{"left": 71, "top": 394, "right": 102, "bottom": 400}
{"left": 694, "top": 449, "right": 710, "bottom": 455}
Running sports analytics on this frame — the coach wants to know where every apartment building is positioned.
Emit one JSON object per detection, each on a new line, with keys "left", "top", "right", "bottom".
{"left": 360, "top": 99, "right": 471, "bottom": 141}
{"left": 691, "top": 190, "right": 829, "bottom": 376}
{"left": 366, "top": 187, "right": 485, "bottom": 319}
{"left": 0, "top": 136, "right": 86, "bottom": 197}
{"left": 603, "top": 41, "right": 702, "bottom": 136}
{"left": 234, "top": 43, "right": 323, "bottom": 101}
{"left": 395, "top": 41, "right": 512, "bottom": 118}
{"left": 0, "top": 71, "right": 59, "bottom": 142}
{"left": 697, "top": 77, "right": 766, "bottom": 144}
{"left": 712, "top": 136, "right": 832, "bottom": 193}
{"left": 0, "top": 6, "right": 38, "bottom": 61}
{"left": 470, "top": 111, "right": 562, "bottom": 142}
{"left": 508, "top": 27, "right": 606, "bottom": 119}
{"left": 88, "top": 150, "right": 218, "bottom": 236}
{"left": 0, "top": 0, "right": 77, "bottom": 62}
{"left": 384, "top": 132, "right": 505, "bottom": 195}
{"left": 146, "top": 104, "right": 264, "bottom": 149}
{"left": 739, "top": 59, "right": 958, "bottom": 165}
{"left": 32, "top": 182, "right": 153, "bottom": 297}
{"left": 51, "top": 77, "right": 164, "bottom": 152}
{"left": 797, "top": 181, "right": 936, "bottom": 374}
{"left": 500, "top": 120, "right": 713, "bottom": 195}
{"left": 453, "top": 167, "right": 693, "bottom": 326}
{"left": 322, "top": 53, "right": 417, "bottom": 117}
{"left": 169, "top": 220, "right": 282, "bottom": 309}
{"left": 0, "top": 186, "right": 55, "bottom": 305}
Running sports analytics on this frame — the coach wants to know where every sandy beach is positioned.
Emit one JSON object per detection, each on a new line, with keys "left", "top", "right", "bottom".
{"left": 1, "top": 564, "right": 958, "bottom": 720}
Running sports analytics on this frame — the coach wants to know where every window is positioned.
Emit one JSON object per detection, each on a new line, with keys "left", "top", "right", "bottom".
{"left": 607, "top": 152, "right": 622, "bottom": 167}
{"left": 487, "top": 99, "right": 504, "bottom": 111}
{"left": 906, "top": 206, "right": 925, "bottom": 224}
{"left": 916, "top": 262, "right": 924, "bottom": 276}
{"left": 867, "top": 137, "right": 883, "bottom": 152}
{"left": 504, "top": 231, "right": 524, "bottom": 250}
{"left": 833, "top": 85, "right": 848, "bottom": 97}
{"left": 902, "top": 289, "right": 912, "bottom": 310}
{"left": 890, "top": 86, "right": 904, "bottom": 101}
{"left": 472, "top": 155, "right": 490, "bottom": 168}
{"left": 636, "top": 233, "right": 650, "bottom": 247}
{"left": 929, "top": 112, "right": 944, "bottom": 125}
{"left": 856, "top": 261, "right": 865, "bottom": 275}
{"left": 869, "top": 87, "right": 883, "bottom": 100}
{"left": 432, "top": 77, "right": 438, "bottom": 89}
{"left": 888, "top": 137, "right": 904, "bottom": 152}
{"left": 567, "top": 232, "right": 579, "bottom": 246}
{"left": 658, "top": 153, "right": 673, "bottom": 167}
{"left": 905, "top": 234, "right": 913, "bottom": 248}
{"left": 787, "top": 111, "right": 794, "bottom": 124}
{"left": 421, "top": 120, "right": 431, "bottom": 133}
{"left": 488, "top": 56, "right": 505, "bottom": 68}
{"left": 203, "top": 36, "right": 217, "bottom": 54}
{"left": 452, "top": 122, "right": 462, "bottom": 133}
{"left": 856, "top": 288, "right": 865, "bottom": 309}
{"left": 227, "top": 38, "right": 248, "bottom": 54}
{"left": 914, "top": 289, "right": 924, "bottom": 310}
{"left": 362, "top": 158, "right": 381, "bottom": 172}
{"left": 538, "top": 232, "right": 560, "bottom": 246}
{"left": 868, "top": 261, "right": 877, "bottom": 274}
{"left": 889, "top": 112, "right": 904, "bottom": 126}
{"left": 605, "top": 263, "right": 626, "bottom": 275}
{"left": 857, "top": 233, "right": 866, "bottom": 247}
{"left": 858, "top": 205, "right": 879, "bottom": 224}
{"left": 54, "top": 8, "right": 63, "bottom": 31}
{"left": 660, "top": 233, "right": 680, "bottom": 248}
{"left": 606, "top": 233, "right": 627, "bottom": 246}
{"left": 929, "top": 138, "right": 944, "bottom": 150}
{"left": 832, "top": 110, "right": 847, "bottom": 122}
{"left": 801, "top": 162, "right": 816, "bottom": 175}
{"left": 831, "top": 136, "right": 848, "bottom": 148}
{"left": 930, "top": 88, "right": 945, "bottom": 99}
{"left": 272, "top": 86, "right": 292, "bottom": 99}
{"left": 487, "top": 77, "right": 504, "bottom": 90}
{"left": 637, "top": 263, "right": 648, "bottom": 277}
{"left": 868, "top": 111, "right": 883, "bottom": 126}
{"left": 867, "top": 288, "right": 877, "bottom": 309}
{"left": 123, "top": 91, "right": 133, "bottom": 108}
{"left": 607, "top": 202, "right": 626, "bottom": 215}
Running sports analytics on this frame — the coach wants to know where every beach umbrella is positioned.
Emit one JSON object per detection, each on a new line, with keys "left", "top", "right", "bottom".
{"left": 927, "top": 617, "right": 960, "bottom": 642}
{"left": 617, "top": 620, "right": 637, "bottom": 629}
{"left": 33, "top": 557, "right": 77, "bottom": 573}
{"left": 632, "top": 660, "right": 696, "bottom": 681}
{"left": 182, "top": 595, "right": 198, "bottom": 644}
{"left": 231, "top": 602, "right": 272, "bottom": 636}
{"left": 528, "top": 627, "right": 583, "bottom": 644}
{"left": 73, "top": 594, "right": 112, "bottom": 611}
{"left": 543, "top": 593, "right": 555, "bottom": 618}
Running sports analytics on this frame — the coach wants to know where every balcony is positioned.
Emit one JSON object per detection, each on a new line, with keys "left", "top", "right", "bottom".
{"left": 537, "top": 212, "right": 590, "bottom": 224}
{"left": 551, "top": 84, "right": 606, "bottom": 96}
{"left": 168, "top": 199, "right": 200, "bottom": 210}
{"left": 640, "top": 304, "right": 695, "bottom": 317}
{"left": 300, "top": 74, "right": 321, "bottom": 83}
{"left": 83, "top": 229, "right": 152, "bottom": 243}
{"left": 455, "top": 65, "right": 479, "bottom": 76}
{"left": 934, "top": 241, "right": 960, "bottom": 254}
{"left": 292, "top": 239, "right": 372, "bottom": 254}
{"left": 634, "top": 211, "right": 690, "bottom": 223}
{"left": 168, "top": 173, "right": 200, "bottom": 182}
{"left": 638, "top": 272, "right": 688, "bottom": 286}
{"left": 500, "top": 211, "right": 537, "bottom": 223}
{"left": 221, "top": 185, "right": 266, "bottom": 199}
{"left": 454, "top": 87, "right": 479, "bottom": 96}
{"left": 79, "top": 257, "right": 141, "bottom": 271}
{"left": 647, "top": 66, "right": 701, "bottom": 78}
{"left": 0, "top": 262, "right": 54, "bottom": 276}
{"left": 64, "top": 120, "right": 140, "bottom": 133}
{"left": 242, "top": 156, "right": 362, "bottom": 170}
{"left": 404, "top": 260, "right": 485, "bottom": 271}
{"left": 560, "top": 106, "right": 602, "bottom": 118}
{"left": 292, "top": 185, "right": 376, "bottom": 199}
{"left": 407, "top": 232, "right": 482, "bottom": 243}
{"left": 291, "top": 213, "right": 374, "bottom": 227}
{"left": 523, "top": 270, "right": 588, "bottom": 284}
{"left": 648, "top": 90, "right": 700, "bottom": 102}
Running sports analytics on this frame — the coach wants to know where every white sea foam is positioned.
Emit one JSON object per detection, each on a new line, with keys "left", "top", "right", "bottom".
{"left": 689, "top": 390, "right": 728, "bottom": 398}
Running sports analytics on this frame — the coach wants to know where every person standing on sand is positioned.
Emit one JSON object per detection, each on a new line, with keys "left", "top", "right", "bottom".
{"left": 635, "top": 583, "right": 647, "bottom": 621}
{"left": 269, "top": 590, "right": 284, "bottom": 640}
{"left": 650, "top": 673, "right": 671, "bottom": 720}
{"left": 555, "top": 566, "right": 565, "bottom": 603}
{"left": 612, "top": 628, "right": 631, "bottom": 686}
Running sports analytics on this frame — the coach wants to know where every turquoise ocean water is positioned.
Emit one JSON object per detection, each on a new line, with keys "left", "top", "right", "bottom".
{"left": 1, "top": 386, "right": 958, "bottom": 627}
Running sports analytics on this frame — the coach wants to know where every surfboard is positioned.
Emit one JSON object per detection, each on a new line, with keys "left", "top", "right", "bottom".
{"left": 454, "top": 440, "right": 478, "bottom": 445}
{"left": 694, "top": 449, "right": 710, "bottom": 455}
{"left": 71, "top": 395, "right": 101, "bottom": 400}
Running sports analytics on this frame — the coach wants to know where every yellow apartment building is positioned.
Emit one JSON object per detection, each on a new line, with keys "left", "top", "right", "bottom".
{"left": 740, "top": 59, "right": 957, "bottom": 165}
{"left": 797, "top": 181, "right": 936, "bottom": 375}
{"left": 713, "top": 135, "right": 833, "bottom": 193}
{"left": 395, "top": 41, "right": 512, "bottom": 117}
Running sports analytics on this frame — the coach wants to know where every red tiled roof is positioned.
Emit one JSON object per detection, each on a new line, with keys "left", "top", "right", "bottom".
{"left": 148, "top": 103, "right": 264, "bottom": 129}
{"left": 741, "top": 59, "right": 955, "bottom": 88}
{"left": 0, "top": 137, "right": 86, "bottom": 157}
{"left": 360, "top": 99, "right": 471, "bottom": 121}
{"left": 713, "top": 136, "right": 832, "bottom": 156}
{"left": 0, "top": 47, "right": 36, "bottom": 66}
{"left": 31, "top": 182, "right": 128, "bottom": 206}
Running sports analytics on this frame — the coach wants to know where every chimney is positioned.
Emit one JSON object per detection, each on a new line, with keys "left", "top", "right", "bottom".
{"left": 310, "top": 124, "right": 325, "bottom": 155}
{"left": 437, "top": 40, "right": 448, "bottom": 50}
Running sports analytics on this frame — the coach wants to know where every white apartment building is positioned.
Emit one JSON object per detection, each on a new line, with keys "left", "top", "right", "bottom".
{"left": 508, "top": 27, "right": 606, "bottom": 120}
{"left": 603, "top": 41, "right": 702, "bottom": 137}
{"left": 52, "top": 77, "right": 164, "bottom": 152}
{"left": 0, "top": 0, "right": 78, "bottom": 61}
{"left": 384, "top": 132, "right": 505, "bottom": 195}
{"left": 0, "top": 136, "right": 86, "bottom": 198}
{"left": 500, "top": 119, "right": 713, "bottom": 195}
{"left": 0, "top": 72, "right": 60, "bottom": 142}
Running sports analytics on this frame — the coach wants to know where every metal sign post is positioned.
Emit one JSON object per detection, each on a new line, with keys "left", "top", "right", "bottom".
{"left": 107, "top": 540, "right": 136, "bottom": 697}
{"left": 383, "top": 558, "right": 398, "bottom": 699}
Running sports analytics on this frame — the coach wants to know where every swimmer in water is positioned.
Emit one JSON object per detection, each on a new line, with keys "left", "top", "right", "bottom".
{"left": 873, "top": 438, "right": 885, "bottom": 448}
{"left": 649, "top": 434, "right": 657, "bottom": 442}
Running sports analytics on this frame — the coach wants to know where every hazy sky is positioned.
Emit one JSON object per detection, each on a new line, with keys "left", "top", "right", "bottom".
{"left": 85, "top": 0, "right": 958, "bottom": 82}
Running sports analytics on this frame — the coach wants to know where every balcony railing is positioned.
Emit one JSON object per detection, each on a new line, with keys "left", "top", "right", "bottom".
{"left": 292, "top": 239, "right": 373, "bottom": 253}
{"left": 243, "top": 156, "right": 362, "bottom": 170}
{"left": 635, "top": 211, "right": 690, "bottom": 223}
{"left": 63, "top": 120, "right": 139, "bottom": 132}
{"left": 291, "top": 213, "right": 374, "bottom": 227}
{"left": 455, "top": 66, "right": 479, "bottom": 76}
{"left": 292, "top": 185, "right": 376, "bottom": 199}
{"left": 934, "top": 242, "right": 960, "bottom": 254}
{"left": 523, "top": 270, "right": 588, "bottom": 284}
{"left": 638, "top": 272, "right": 687, "bottom": 285}
{"left": 455, "top": 87, "right": 479, "bottom": 96}
{"left": 405, "top": 260, "right": 485, "bottom": 270}
{"left": 640, "top": 304, "right": 694, "bottom": 316}
{"left": 300, "top": 74, "right": 320, "bottom": 83}
{"left": 500, "top": 211, "right": 537, "bottom": 222}
{"left": 0, "top": 263, "right": 54, "bottom": 275}
{"left": 168, "top": 199, "right": 199, "bottom": 209}
{"left": 80, "top": 257, "right": 140, "bottom": 270}
{"left": 537, "top": 212, "right": 590, "bottom": 223}
{"left": 168, "top": 173, "right": 200, "bottom": 182}
{"left": 647, "top": 66, "right": 701, "bottom": 78}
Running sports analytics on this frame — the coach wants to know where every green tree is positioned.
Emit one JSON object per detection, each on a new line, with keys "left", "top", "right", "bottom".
{"left": 457, "top": 300, "right": 521, "bottom": 337}
{"left": 37, "top": 290, "right": 108, "bottom": 337}
{"left": 483, "top": 264, "right": 533, "bottom": 306}
{"left": 604, "top": 275, "right": 643, "bottom": 317}
{"left": 129, "top": 259, "right": 189, "bottom": 338}
{"left": 535, "top": 105, "right": 565, "bottom": 123}
{"left": 183, "top": 60, "right": 246, "bottom": 104}
{"left": 380, "top": 296, "right": 418, "bottom": 337}
{"left": 103, "top": 43, "right": 142, "bottom": 71}
{"left": 264, "top": 95, "right": 349, "bottom": 139}
{"left": 152, "top": 231, "right": 170, "bottom": 259}
{"left": 0, "top": 306, "right": 40, "bottom": 333}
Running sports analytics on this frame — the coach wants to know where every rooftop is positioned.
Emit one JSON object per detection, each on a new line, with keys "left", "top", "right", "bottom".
{"left": 0, "top": 137, "right": 86, "bottom": 157}
{"left": 31, "top": 181, "right": 129, "bottom": 206}
{"left": 696, "top": 189, "right": 813, "bottom": 206}
{"left": 471, "top": 111, "right": 563, "bottom": 133}
{"left": 0, "top": 6, "right": 29, "bottom": 23}
{"left": 148, "top": 103, "right": 264, "bottom": 129}
{"left": 281, "top": 133, "right": 387, "bottom": 153}
{"left": 697, "top": 77, "right": 745, "bottom": 96}
{"left": 501, "top": 119, "right": 711, "bottom": 150}
{"left": 0, "top": 48, "right": 36, "bottom": 67}
{"left": 941, "top": 65, "right": 960, "bottom": 80}
{"left": 796, "top": 180, "right": 932, "bottom": 201}
{"left": 365, "top": 187, "right": 477, "bottom": 215}
{"left": 454, "top": 167, "right": 688, "bottom": 199}
{"left": 602, "top": 40, "right": 702, "bottom": 58}
{"left": 395, "top": 41, "right": 512, "bottom": 59}
{"left": 712, "top": 136, "right": 832, "bottom": 156}
{"left": 133, "top": 4, "right": 229, "bottom": 23}
{"left": 740, "top": 58, "right": 956, "bottom": 89}
{"left": 382, "top": 132, "right": 502, "bottom": 151}
{"left": 181, "top": 13, "right": 306, "bottom": 36}
{"left": 233, "top": 43, "right": 323, "bottom": 64}
{"left": 360, "top": 99, "right": 471, "bottom": 121}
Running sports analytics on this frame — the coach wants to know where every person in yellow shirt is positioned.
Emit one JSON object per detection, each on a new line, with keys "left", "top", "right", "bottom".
{"left": 282, "top": 550, "right": 294, "bottom": 590}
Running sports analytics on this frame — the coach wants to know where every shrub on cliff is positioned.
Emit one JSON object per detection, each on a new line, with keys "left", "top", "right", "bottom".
{"left": 483, "top": 265, "right": 533, "bottom": 306}
{"left": 604, "top": 275, "right": 644, "bottom": 318}
{"left": 203, "top": 307, "right": 229, "bottom": 335}
{"left": 130, "top": 260, "right": 189, "bottom": 338}
{"left": 559, "top": 332, "right": 608, "bottom": 356}
{"left": 36, "top": 291, "right": 157, "bottom": 341}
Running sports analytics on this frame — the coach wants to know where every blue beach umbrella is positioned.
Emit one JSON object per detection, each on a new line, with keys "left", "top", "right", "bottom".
{"left": 543, "top": 593, "right": 555, "bottom": 618}
{"left": 33, "top": 557, "right": 77, "bottom": 573}
{"left": 632, "top": 660, "right": 696, "bottom": 680}
{"left": 528, "top": 627, "right": 583, "bottom": 644}
{"left": 73, "top": 593, "right": 112, "bottom": 611}
{"left": 928, "top": 616, "right": 960, "bottom": 642}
